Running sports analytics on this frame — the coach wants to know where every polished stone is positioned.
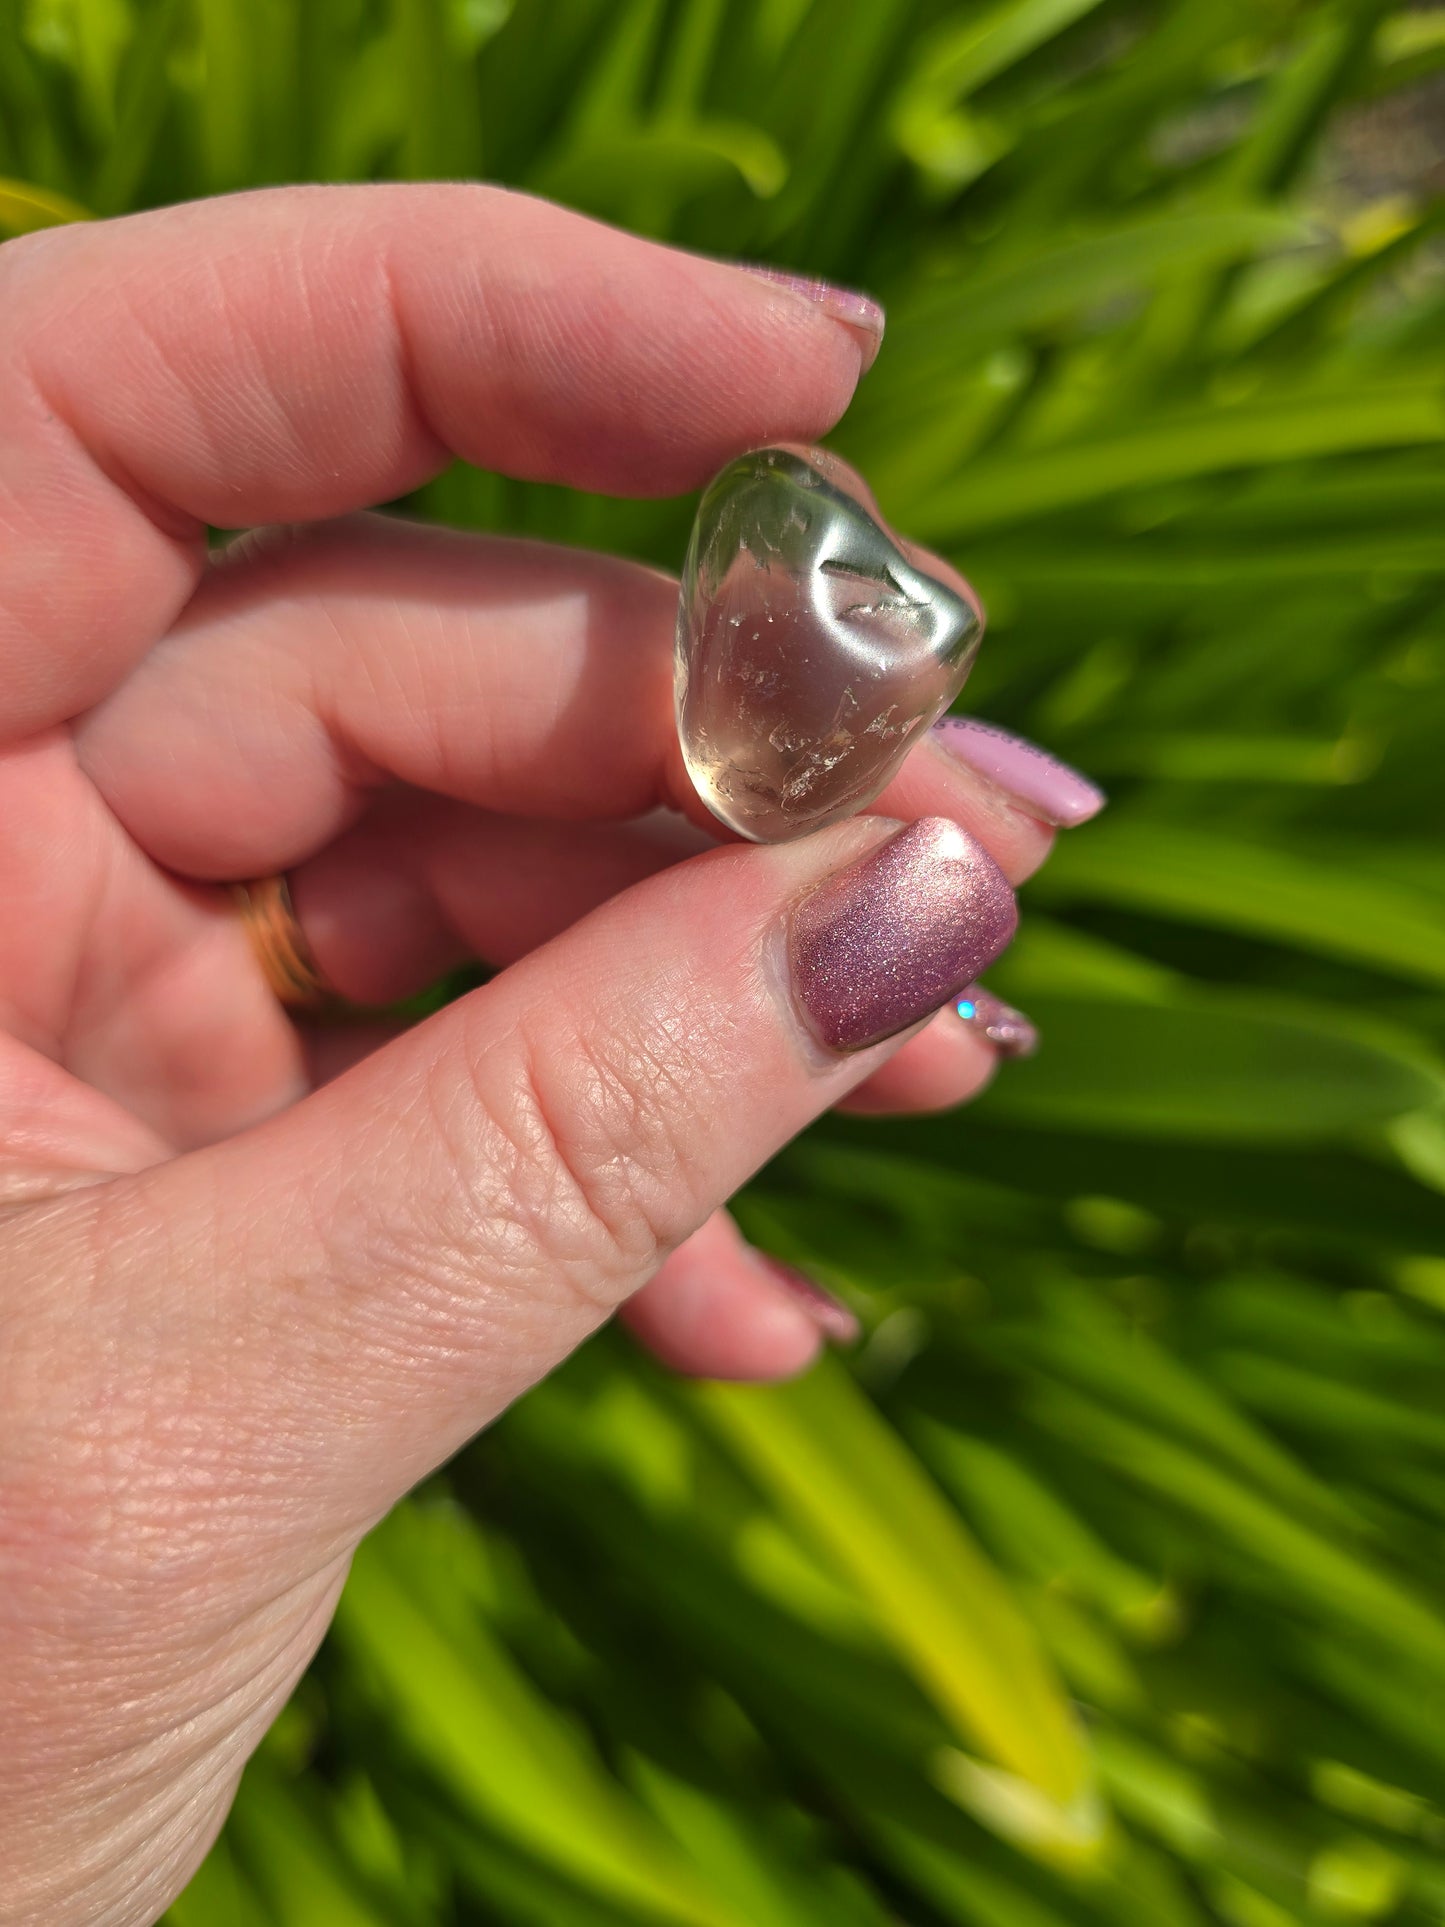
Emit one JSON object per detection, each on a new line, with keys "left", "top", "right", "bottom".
{"left": 676, "top": 444, "right": 982, "bottom": 841}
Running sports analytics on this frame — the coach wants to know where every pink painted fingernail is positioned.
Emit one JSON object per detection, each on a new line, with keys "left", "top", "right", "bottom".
{"left": 737, "top": 265, "right": 886, "bottom": 371}
{"left": 933, "top": 718, "right": 1106, "bottom": 827}
{"left": 954, "top": 983, "right": 1038, "bottom": 1059}
{"left": 753, "top": 1255, "right": 860, "bottom": 1345}
{"left": 788, "top": 817, "right": 1018, "bottom": 1053}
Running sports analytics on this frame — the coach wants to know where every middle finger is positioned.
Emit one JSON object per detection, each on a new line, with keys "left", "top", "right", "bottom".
{"left": 75, "top": 512, "right": 1056, "bottom": 884}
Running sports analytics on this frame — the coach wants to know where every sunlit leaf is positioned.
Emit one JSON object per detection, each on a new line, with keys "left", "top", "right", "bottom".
{"left": 1029, "top": 1387, "right": 1445, "bottom": 1670}
{"left": 0, "top": 172, "right": 89, "bottom": 230}
{"left": 1030, "top": 817, "right": 1445, "bottom": 990}
{"left": 688, "top": 1358, "right": 1102, "bottom": 1857}
{"left": 979, "top": 991, "right": 1444, "bottom": 1139}
{"left": 914, "top": 384, "right": 1445, "bottom": 534}
{"left": 336, "top": 1512, "right": 748, "bottom": 1927}
{"left": 884, "top": 209, "right": 1307, "bottom": 360}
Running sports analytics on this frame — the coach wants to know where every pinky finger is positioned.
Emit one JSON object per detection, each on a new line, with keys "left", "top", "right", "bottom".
{"left": 838, "top": 983, "right": 1036, "bottom": 1115}
{"left": 620, "top": 1210, "right": 858, "bottom": 1380}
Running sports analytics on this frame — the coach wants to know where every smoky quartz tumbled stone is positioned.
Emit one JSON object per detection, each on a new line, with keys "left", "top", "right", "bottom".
{"left": 675, "top": 443, "right": 983, "bottom": 842}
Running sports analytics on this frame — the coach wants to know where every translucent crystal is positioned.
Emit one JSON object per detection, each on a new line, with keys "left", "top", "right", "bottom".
{"left": 675, "top": 444, "right": 982, "bottom": 842}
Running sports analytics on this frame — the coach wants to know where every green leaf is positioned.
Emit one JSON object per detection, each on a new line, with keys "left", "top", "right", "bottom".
{"left": 993, "top": 1281, "right": 1362, "bottom": 1535}
{"left": 626, "top": 1752, "right": 894, "bottom": 1927}
{"left": 392, "top": 0, "right": 482, "bottom": 180}
{"left": 89, "top": 0, "right": 187, "bottom": 215}
{"left": 163, "top": 1830, "right": 270, "bottom": 1927}
{"left": 899, "top": 0, "right": 1108, "bottom": 106}
{"left": 819, "top": 1117, "right": 1445, "bottom": 1255}
{"left": 978, "top": 991, "right": 1443, "bottom": 1140}
{"left": 913, "top": 384, "right": 1445, "bottom": 534}
{"left": 1029, "top": 1388, "right": 1445, "bottom": 1671}
{"left": 886, "top": 209, "right": 1308, "bottom": 358}
{"left": 336, "top": 1513, "right": 747, "bottom": 1927}
{"left": 195, "top": 0, "right": 255, "bottom": 189}
{"left": 688, "top": 1357, "right": 1102, "bottom": 1855}
{"left": 889, "top": 0, "right": 1109, "bottom": 189}
{"left": 914, "top": 1424, "right": 1173, "bottom": 1632}
{"left": 534, "top": 119, "right": 787, "bottom": 214}
{"left": 227, "top": 1767, "right": 398, "bottom": 1927}
{"left": 871, "top": 1818, "right": 1083, "bottom": 1927}
{"left": 1081, "top": 730, "right": 1375, "bottom": 785}
{"left": 1090, "top": 1732, "right": 1217, "bottom": 1864}
{"left": 1212, "top": 1352, "right": 1445, "bottom": 1454}
{"left": 0, "top": 172, "right": 90, "bottom": 230}
{"left": 1029, "top": 817, "right": 1445, "bottom": 990}
{"left": 389, "top": 1783, "right": 687, "bottom": 1927}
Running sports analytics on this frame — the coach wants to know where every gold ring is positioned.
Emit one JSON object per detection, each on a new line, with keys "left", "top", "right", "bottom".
{"left": 232, "top": 874, "right": 334, "bottom": 1009}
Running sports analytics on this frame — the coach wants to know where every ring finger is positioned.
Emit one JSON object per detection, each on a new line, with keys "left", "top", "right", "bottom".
{"left": 291, "top": 792, "right": 1020, "bottom": 1111}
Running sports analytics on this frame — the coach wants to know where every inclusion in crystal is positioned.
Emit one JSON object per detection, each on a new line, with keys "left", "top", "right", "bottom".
{"left": 675, "top": 444, "right": 982, "bottom": 842}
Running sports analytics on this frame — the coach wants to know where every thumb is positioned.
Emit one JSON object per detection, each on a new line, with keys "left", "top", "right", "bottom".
{"left": 60, "top": 815, "right": 1015, "bottom": 1546}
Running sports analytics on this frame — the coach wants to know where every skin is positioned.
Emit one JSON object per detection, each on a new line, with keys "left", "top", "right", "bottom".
{"left": 0, "top": 185, "right": 1060, "bottom": 1926}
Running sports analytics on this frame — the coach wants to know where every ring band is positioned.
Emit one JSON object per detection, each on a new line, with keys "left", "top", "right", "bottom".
{"left": 233, "top": 874, "right": 334, "bottom": 1009}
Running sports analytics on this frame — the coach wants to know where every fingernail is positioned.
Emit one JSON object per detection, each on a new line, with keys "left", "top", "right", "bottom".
{"left": 788, "top": 817, "right": 1017, "bottom": 1053}
{"left": 737, "top": 264, "right": 886, "bottom": 371}
{"left": 753, "top": 1254, "right": 860, "bottom": 1345}
{"left": 933, "top": 718, "right": 1106, "bottom": 827}
{"left": 954, "top": 983, "right": 1038, "bottom": 1059}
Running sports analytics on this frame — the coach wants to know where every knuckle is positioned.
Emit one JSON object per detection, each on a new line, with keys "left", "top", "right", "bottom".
{"left": 521, "top": 1015, "right": 693, "bottom": 1271}
{"left": 431, "top": 1000, "right": 728, "bottom": 1320}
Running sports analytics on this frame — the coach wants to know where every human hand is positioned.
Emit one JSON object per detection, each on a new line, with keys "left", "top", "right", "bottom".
{"left": 0, "top": 185, "right": 1097, "bottom": 1923}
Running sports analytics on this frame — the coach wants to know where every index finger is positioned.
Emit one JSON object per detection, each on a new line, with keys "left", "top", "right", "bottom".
{"left": 0, "top": 183, "right": 875, "bottom": 736}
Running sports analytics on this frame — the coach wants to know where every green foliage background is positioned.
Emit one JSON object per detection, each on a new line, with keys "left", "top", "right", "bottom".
{"left": 6, "top": 0, "right": 1445, "bottom": 1921}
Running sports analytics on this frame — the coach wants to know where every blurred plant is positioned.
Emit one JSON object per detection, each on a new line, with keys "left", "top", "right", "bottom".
{"left": 5, "top": 0, "right": 1445, "bottom": 1921}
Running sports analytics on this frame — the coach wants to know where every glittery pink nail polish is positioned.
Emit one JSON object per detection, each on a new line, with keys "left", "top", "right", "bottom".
{"left": 752, "top": 1254, "right": 860, "bottom": 1344}
{"left": 953, "top": 983, "right": 1038, "bottom": 1058}
{"left": 932, "top": 718, "right": 1105, "bottom": 827}
{"left": 737, "top": 265, "right": 886, "bottom": 371}
{"left": 788, "top": 817, "right": 1017, "bottom": 1053}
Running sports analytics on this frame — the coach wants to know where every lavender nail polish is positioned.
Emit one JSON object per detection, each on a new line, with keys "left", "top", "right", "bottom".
{"left": 954, "top": 983, "right": 1038, "bottom": 1058}
{"left": 737, "top": 265, "right": 886, "bottom": 370}
{"left": 788, "top": 817, "right": 1017, "bottom": 1053}
{"left": 753, "top": 1254, "right": 860, "bottom": 1344}
{"left": 933, "top": 718, "right": 1105, "bottom": 827}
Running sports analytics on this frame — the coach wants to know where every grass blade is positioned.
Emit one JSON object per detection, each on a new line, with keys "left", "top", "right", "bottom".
{"left": 688, "top": 1357, "right": 1101, "bottom": 1855}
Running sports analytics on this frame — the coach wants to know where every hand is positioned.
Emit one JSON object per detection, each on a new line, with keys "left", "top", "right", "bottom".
{"left": 0, "top": 185, "right": 1087, "bottom": 1924}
